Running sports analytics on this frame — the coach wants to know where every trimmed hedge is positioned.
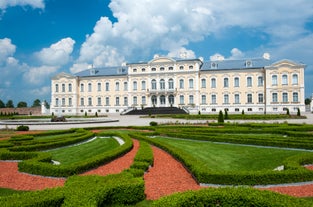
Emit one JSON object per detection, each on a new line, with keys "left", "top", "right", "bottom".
{"left": 152, "top": 187, "right": 312, "bottom": 207}
{"left": 17, "top": 133, "right": 133, "bottom": 177}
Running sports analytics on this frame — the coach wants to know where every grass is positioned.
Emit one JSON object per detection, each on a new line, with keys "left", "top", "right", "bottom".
{"left": 49, "top": 137, "right": 120, "bottom": 165}
{"left": 0, "top": 188, "right": 27, "bottom": 197}
{"left": 153, "top": 136, "right": 313, "bottom": 172}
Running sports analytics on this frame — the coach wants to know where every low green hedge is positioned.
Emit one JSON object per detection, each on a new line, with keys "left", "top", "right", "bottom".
{"left": 18, "top": 133, "right": 133, "bottom": 177}
{"left": 152, "top": 187, "right": 312, "bottom": 207}
{"left": 0, "top": 187, "right": 64, "bottom": 207}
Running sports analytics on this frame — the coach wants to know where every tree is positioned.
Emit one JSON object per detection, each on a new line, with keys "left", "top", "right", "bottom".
{"left": 305, "top": 98, "right": 312, "bottom": 105}
{"left": 0, "top": 99, "right": 5, "bottom": 108}
{"left": 297, "top": 108, "right": 301, "bottom": 116}
{"left": 218, "top": 110, "right": 224, "bottom": 123}
{"left": 224, "top": 109, "right": 229, "bottom": 120}
{"left": 32, "top": 99, "right": 41, "bottom": 107}
{"left": 6, "top": 100, "right": 14, "bottom": 108}
{"left": 17, "top": 101, "right": 28, "bottom": 108}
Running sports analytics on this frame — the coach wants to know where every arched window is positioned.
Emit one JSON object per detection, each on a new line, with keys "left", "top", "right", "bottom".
{"left": 168, "top": 79, "right": 174, "bottom": 90}
{"left": 179, "top": 79, "right": 184, "bottom": 89}
{"left": 133, "top": 81, "right": 137, "bottom": 90}
{"left": 151, "top": 79, "right": 157, "bottom": 90}
{"left": 282, "top": 74, "right": 288, "bottom": 85}
{"left": 169, "top": 95, "right": 174, "bottom": 105}
{"left": 80, "top": 83, "right": 84, "bottom": 92}
{"left": 247, "top": 77, "right": 252, "bottom": 87}
{"left": 292, "top": 74, "right": 298, "bottom": 85}
{"left": 55, "top": 84, "right": 59, "bottom": 92}
{"left": 62, "top": 84, "right": 65, "bottom": 92}
{"left": 160, "top": 79, "right": 165, "bottom": 90}
{"left": 211, "top": 78, "right": 216, "bottom": 88}
{"left": 223, "top": 78, "right": 229, "bottom": 88}
{"left": 189, "top": 79, "right": 194, "bottom": 89}
{"left": 201, "top": 78, "right": 206, "bottom": 88}
{"left": 115, "top": 82, "right": 120, "bottom": 91}
{"left": 160, "top": 95, "right": 166, "bottom": 105}
{"left": 88, "top": 83, "right": 92, "bottom": 92}
{"left": 272, "top": 75, "right": 277, "bottom": 85}
{"left": 151, "top": 95, "right": 157, "bottom": 105}
{"left": 68, "top": 83, "right": 72, "bottom": 92}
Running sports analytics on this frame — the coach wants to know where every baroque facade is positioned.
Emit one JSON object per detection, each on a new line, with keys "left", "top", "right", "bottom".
{"left": 50, "top": 54, "right": 306, "bottom": 115}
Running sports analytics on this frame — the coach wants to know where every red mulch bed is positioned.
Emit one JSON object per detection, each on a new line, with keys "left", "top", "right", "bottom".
{"left": 0, "top": 161, "right": 65, "bottom": 191}
{"left": 144, "top": 146, "right": 201, "bottom": 200}
{"left": 82, "top": 139, "right": 139, "bottom": 176}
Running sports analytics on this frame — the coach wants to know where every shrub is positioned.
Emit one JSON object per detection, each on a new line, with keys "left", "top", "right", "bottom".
{"left": 150, "top": 121, "right": 158, "bottom": 126}
{"left": 16, "top": 125, "right": 29, "bottom": 131}
{"left": 297, "top": 108, "right": 301, "bottom": 116}
{"left": 218, "top": 110, "right": 224, "bottom": 123}
{"left": 224, "top": 108, "right": 229, "bottom": 119}
{"left": 242, "top": 109, "right": 245, "bottom": 115}
{"left": 286, "top": 108, "right": 290, "bottom": 116}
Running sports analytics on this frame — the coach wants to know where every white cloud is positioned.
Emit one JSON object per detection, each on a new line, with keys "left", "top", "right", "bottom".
{"left": 229, "top": 48, "right": 244, "bottom": 60}
{"left": 35, "top": 38, "right": 75, "bottom": 66}
{"left": 0, "top": 38, "right": 16, "bottom": 64}
{"left": 0, "top": 0, "right": 44, "bottom": 10}
{"left": 167, "top": 47, "right": 196, "bottom": 59}
{"left": 210, "top": 53, "right": 225, "bottom": 61}
{"left": 31, "top": 86, "right": 50, "bottom": 96}
{"left": 23, "top": 65, "right": 58, "bottom": 85}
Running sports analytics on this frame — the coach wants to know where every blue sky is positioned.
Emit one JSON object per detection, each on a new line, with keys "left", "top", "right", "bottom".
{"left": 0, "top": 0, "right": 313, "bottom": 106}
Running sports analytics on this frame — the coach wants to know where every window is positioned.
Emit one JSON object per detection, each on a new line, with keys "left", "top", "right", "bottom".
{"left": 189, "top": 65, "right": 193, "bottom": 70}
{"left": 179, "top": 66, "right": 184, "bottom": 70}
{"left": 124, "top": 82, "right": 128, "bottom": 91}
{"left": 62, "top": 84, "right": 65, "bottom": 92}
{"left": 258, "top": 93, "right": 264, "bottom": 103}
{"left": 224, "top": 94, "right": 229, "bottom": 104}
{"left": 189, "top": 95, "right": 194, "bottom": 104}
{"left": 234, "top": 77, "right": 239, "bottom": 87}
{"left": 142, "top": 96, "right": 146, "bottom": 105}
{"left": 97, "top": 83, "right": 101, "bottom": 91}
{"left": 160, "top": 95, "right": 166, "bottom": 105}
{"left": 282, "top": 74, "right": 288, "bottom": 85}
{"left": 133, "top": 96, "right": 137, "bottom": 105}
{"left": 151, "top": 79, "right": 157, "bottom": 90}
{"left": 160, "top": 79, "right": 165, "bottom": 90}
{"left": 258, "top": 76, "right": 264, "bottom": 86}
{"left": 151, "top": 67, "right": 156, "bottom": 71}
{"left": 223, "top": 78, "right": 229, "bottom": 88}
{"left": 115, "top": 82, "right": 120, "bottom": 91}
{"left": 201, "top": 78, "right": 206, "bottom": 88}
{"left": 141, "top": 68, "right": 146, "bottom": 72}
{"left": 69, "top": 98, "right": 72, "bottom": 106}
{"left": 179, "top": 95, "right": 184, "bottom": 104}
{"left": 55, "top": 84, "right": 59, "bottom": 92}
{"left": 179, "top": 79, "right": 184, "bottom": 89}
{"left": 151, "top": 95, "right": 157, "bottom": 105}
{"left": 160, "top": 67, "right": 165, "bottom": 71}
{"left": 97, "top": 97, "right": 101, "bottom": 106}
{"left": 80, "top": 98, "right": 84, "bottom": 106}
{"left": 105, "top": 82, "right": 109, "bottom": 91}
{"left": 211, "top": 78, "right": 216, "bottom": 88}
{"left": 105, "top": 97, "right": 110, "bottom": 106}
{"left": 201, "top": 95, "right": 206, "bottom": 104}
{"left": 234, "top": 94, "right": 240, "bottom": 104}
{"left": 88, "top": 83, "right": 92, "bottom": 92}
{"left": 80, "top": 83, "right": 84, "bottom": 92}
{"left": 88, "top": 97, "right": 92, "bottom": 106}
{"left": 189, "top": 79, "right": 194, "bottom": 89}
{"left": 211, "top": 94, "right": 216, "bottom": 104}
{"left": 141, "top": 81, "right": 146, "bottom": 90}
{"left": 272, "top": 75, "right": 277, "bottom": 85}
{"left": 61, "top": 98, "right": 65, "bottom": 106}
{"left": 169, "top": 66, "right": 173, "bottom": 70}
{"left": 116, "top": 97, "right": 120, "bottom": 106}
{"left": 168, "top": 79, "right": 174, "bottom": 90}
{"left": 247, "top": 94, "right": 252, "bottom": 103}
{"left": 133, "top": 81, "right": 137, "bottom": 90}
{"left": 292, "top": 74, "right": 298, "bottom": 85}
{"left": 124, "top": 97, "right": 128, "bottom": 106}
{"left": 293, "top": 92, "right": 299, "bottom": 102}
{"left": 283, "top": 92, "right": 288, "bottom": 102}
{"left": 272, "top": 93, "right": 278, "bottom": 102}
{"left": 247, "top": 77, "right": 252, "bottom": 87}
{"left": 169, "top": 95, "right": 174, "bottom": 105}
{"left": 68, "top": 83, "right": 72, "bottom": 92}
{"left": 133, "top": 68, "right": 137, "bottom": 72}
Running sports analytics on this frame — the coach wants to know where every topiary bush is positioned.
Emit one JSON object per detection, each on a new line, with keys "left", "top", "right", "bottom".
{"left": 16, "top": 125, "right": 29, "bottom": 131}
{"left": 150, "top": 121, "right": 158, "bottom": 126}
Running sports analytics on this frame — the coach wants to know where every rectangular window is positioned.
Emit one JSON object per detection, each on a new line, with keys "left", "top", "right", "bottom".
{"left": 142, "top": 96, "right": 146, "bottom": 105}
{"left": 55, "top": 84, "right": 59, "bottom": 92}
{"left": 69, "top": 98, "right": 72, "bottom": 106}
{"left": 234, "top": 94, "right": 240, "bottom": 104}
{"left": 105, "top": 82, "right": 109, "bottom": 91}
{"left": 62, "top": 84, "right": 65, "bottom": 92}
{"left": 247, "top": 77, "right": 252, "bottom": 87}
{"left": 133, "top": 81, "right": 137, "bottom": 90}
{"left": 80, "top": 98, "right": 84, "bottom": 106}
{"left": 189, "top": 95, "right": 194, "bottom": 104}
{"left": 97, "top": 83, "right": 101, "bottom": 91}
{"left": 133, "top": 96, "right": 137, "bottom": 105}
{"left": 224, "top": 94, "right": 229, "bottom": 104}
{"left": 283, "top": 92, "right": 288, "bottom": 102}
{"left": 124, "top": 82, "right": 128, "bottom": 91}
{"left": 189, "top": 79, "right": 194, "bottom": 89}
{"left": 179, "top": 79, "right": 184, "bottom": 89}
{"left": 124, "top": 97, "right": 128, "bottom": 106}
{"left": 258, "top": 76, "right": 264, "bottom": 86}
{"left": 88, "top": 97, "right": 92, "bottom": 106}
{"left": 258, "top": 93, "right": 264, "bottom": 103}
{"left": 201, "top": 95, "right": 206, "bottom": 104}
{"left": 179, "top": 95, "right": 184, "bottom": 104}
{"left": 272, "top": 75, "right": 277, "bottom": 85}
{"left": 88, "top": 83, "right": 92, "bottom": 92}
{"left": 68, "top": 84, "right": 72, "bottom": 92}
{"left": 234, "top": 77, "right": 239, "bottom": 87}
{"left": 142, "top": 81, "right": 146, "bottom": 90}
{"left": 211, "top": 94, "right": 216, "bottom": 104}
{"left": 97, "top": 97, "right": 101, "bottom": 106}
{"left": 211, "top": 78, "right": 216, "bottom": 88}
{"left": 224, "top": 78, "right": 229, "bottom": 88}
{"left": 201, "top": 79, "right": 206, "bottom": 88}
{"left": 272, "top": 93, "right": 278, "bottom": 103}
{"left": 105, "top": 97, "right": 110, "bottom": 106}
{"left": 293, "top": 92, "right": 298, "bottom": 102}
{"left": 247, "top": 94, "right": 252, "bottom": 103}
{"left": 61, "top": 98, "right": 65, "bottom": 106}
{"left": 116, "top": 97, "right": 120, "bottom": 106}
{"left": 115, "top": 82, "right": 120, "bottom": 91}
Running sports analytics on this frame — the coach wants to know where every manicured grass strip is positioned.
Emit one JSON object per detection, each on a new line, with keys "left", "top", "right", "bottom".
{"left": 153, "top": 137, "right": 313, "bottom": 172}
{"left": 49, "top": 137, "right": 120, "bottom": 165}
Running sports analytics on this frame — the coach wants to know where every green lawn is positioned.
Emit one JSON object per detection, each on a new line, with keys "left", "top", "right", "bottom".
{"left": 49, "top": 137, "right": 120, "bottom": 165}
{"left": 154, "top": 137, "right": 313, "bottom": 172}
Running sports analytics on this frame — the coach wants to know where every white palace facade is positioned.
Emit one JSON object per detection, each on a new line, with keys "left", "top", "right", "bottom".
{"left": 50, "top": 54, "right": 306, "bottom": 115}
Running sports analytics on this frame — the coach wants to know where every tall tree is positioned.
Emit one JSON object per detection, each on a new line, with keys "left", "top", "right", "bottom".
{"left": 305, "top": 98, "right": 312, "bottom": 105}
{"left": 32, "top": 99, "right": 41, "bottom": 107}
{"left": 0, "top": 99, "right": 5, "bottom": 108}
{"left": 17, "top": 101, "right": 28, "bottom": 108}
{"left": 6, "top": 100, "right": 14, "bottom": 108}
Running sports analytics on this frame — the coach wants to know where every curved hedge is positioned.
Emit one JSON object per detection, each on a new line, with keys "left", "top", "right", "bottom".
{"left": 152, "top": 187, "right": 312, "bottom": 207}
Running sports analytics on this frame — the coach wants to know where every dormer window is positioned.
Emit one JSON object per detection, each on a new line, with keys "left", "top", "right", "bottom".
{"left": 245, "top": 60, "right": 253, "bottom": 67}
{"left": 133, "top": 68, "right": 137, "bottom": 72}
{"left": 141, "top": 68, "right": 146, "bottom": 72}
{"left": 169, "top": 66, "right": 173, "bottom": 70}
{"left": 189, "top": 65, "right": 193, "bottom": 70}
{"left": 179, "top": 66, "right": 184, "bottom": 70}
{"left": 151, "top": 67, "right": 156, "bottom": 71}
{"left": 211, "top": 62, "right": 218, "bottom": 69}
{"left": 160, "top": 67, "right": 165, "bottom": 71}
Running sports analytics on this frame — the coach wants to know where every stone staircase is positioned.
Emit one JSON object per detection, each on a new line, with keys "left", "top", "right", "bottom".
{"left": 123, "top": 107, "right": 188, "bottom": 115}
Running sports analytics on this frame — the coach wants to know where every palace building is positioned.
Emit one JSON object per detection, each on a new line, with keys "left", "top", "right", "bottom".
{"left": 50, "top": 53, "right": 306, "bottom": 115}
